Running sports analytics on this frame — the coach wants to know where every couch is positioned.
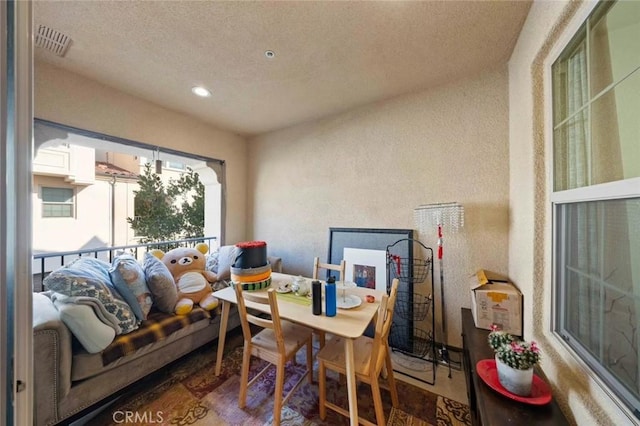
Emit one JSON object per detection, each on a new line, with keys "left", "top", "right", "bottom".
{"left": 32, "top": 245, "right": 281, "bottom": 426}
{"left": 33, "top": 292, "right": 241, "bottom": 426}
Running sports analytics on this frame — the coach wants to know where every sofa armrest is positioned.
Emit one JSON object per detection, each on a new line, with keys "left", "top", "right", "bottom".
{"left": 267, "top": 256, "right": 282, "bottom": 273}
{"left": 33, "top": 292, "right": 73, "bottom": 425}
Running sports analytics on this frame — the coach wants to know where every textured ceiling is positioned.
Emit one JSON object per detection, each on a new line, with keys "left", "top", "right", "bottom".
{"left": 34, "top": 1, "right": 532, "bottom": 137}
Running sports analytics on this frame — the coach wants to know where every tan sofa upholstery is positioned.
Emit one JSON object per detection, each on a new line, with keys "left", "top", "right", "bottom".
{"left": 33, "top": 292, "right": 240, "bottom": 426}
{"left": 32, "top": 245, "right": 282, "bottom": 426}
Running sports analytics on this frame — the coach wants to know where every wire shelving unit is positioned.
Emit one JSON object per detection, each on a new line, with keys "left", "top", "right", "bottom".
{"left": 386, "top": 238, "right": 436, "bottom": 385}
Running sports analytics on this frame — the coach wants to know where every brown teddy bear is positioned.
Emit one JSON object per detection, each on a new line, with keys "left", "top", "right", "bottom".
{"left": 152, "top": 243, "right": 219, "bottom": 315}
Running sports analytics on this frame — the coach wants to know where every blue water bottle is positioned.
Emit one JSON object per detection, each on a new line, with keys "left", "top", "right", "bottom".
{"left": 325, "top": 276, "right": 337, "bottom": 317}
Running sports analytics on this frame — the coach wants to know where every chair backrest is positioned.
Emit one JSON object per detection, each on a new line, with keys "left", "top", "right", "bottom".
{"left": 312, "top": 257, "right": 346, "bottom": 281}
{"left": 234, "top": 285, "right": 285, "bottom": 353}
{"left": 381, "top": 278, "right": 399, "bottom": 340}
{"left": 370, "top": 278, "right": 399, "bottom": 372}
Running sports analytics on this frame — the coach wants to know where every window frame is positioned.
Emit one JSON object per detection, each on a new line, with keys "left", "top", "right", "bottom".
{"left": 546, "top": 0, "right": 640, "bottom": 420}
{"left": 40, "top": 186, "right": 75, "bottom": 218}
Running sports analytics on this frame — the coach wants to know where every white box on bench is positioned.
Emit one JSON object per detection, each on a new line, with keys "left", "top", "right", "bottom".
{"left": 470, "top": 269, "right": 522, "bottom": 336}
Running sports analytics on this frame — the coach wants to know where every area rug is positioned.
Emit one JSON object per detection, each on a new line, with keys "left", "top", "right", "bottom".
{"left": 89, "top": 330, "right": 470, "bottom": 425}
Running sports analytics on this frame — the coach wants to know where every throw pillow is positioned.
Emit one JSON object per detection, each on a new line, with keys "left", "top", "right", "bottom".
{"left": 110, "top": 254, "right": 153, "bottom": 320}
{"left": 216, "top": 245, "right": 238, "bottom": 281}
{"left": 53, "top": 298, "right": 116, "bottom": 353}
{"left": 206, "top": 251, "right": 219, "bottom": 274}
{"left": 142, "top": 252, "right": 178, "bottom": 313}
{"left": 43, "top": 257, "right": 139, "bottom": 335}
{"left": 206, "top": 250, "right": 229, "bottom": 291}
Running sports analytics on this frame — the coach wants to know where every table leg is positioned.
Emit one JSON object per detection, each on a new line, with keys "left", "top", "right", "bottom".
{"left": 344, "top": 337, "right": 358, "bottom": 425}
{"left": 215, "top": 301, "right": 231, "bottom": 376}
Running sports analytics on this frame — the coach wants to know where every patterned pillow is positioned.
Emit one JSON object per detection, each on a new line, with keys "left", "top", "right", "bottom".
{"left": 43, "top": 257, "right": 139, "bottom": 335}
{"left": 142, "top": 252, "right": 178, "bottom": 314}
{"left": 216, "top": 245, "right": 238, "bottom": 281}
{"left": 110, "top": 254, "right": 153, "bottom": 321}
{"left": 206, "top": 251, "right": 219, "bottom": 274}
{"left": 206, "top": 250, "right": 231, "bottom": 291}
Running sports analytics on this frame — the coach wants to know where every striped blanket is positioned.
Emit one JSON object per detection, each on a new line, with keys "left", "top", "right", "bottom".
{"left": 101, "top": 307, "right": 212, "bottom": 366}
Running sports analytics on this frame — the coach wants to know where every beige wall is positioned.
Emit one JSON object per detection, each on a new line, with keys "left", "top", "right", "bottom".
{"left": 34, "top": 61, "right": 248, "bottom": 245}
{"left": 509, "top": 0, "right": 633, "bottom": 424}
{"left": 248, "top": 67, "right": 511, "bottom": 348}
{"left": 33, "top": 175, "right": 113, "bottom": 253}
{"left": 111, "top": 177, "right": 138, "bottom": 247}
{"left": 33, "top": 175, "right": 138, "bottom": 255}
{"left": 105, "top": 152, "right": 139, "bottom": 175}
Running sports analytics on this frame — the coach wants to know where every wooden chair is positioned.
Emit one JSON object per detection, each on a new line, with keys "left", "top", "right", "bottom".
{"left": 234, "top": 285, "right": 314, "bottom": 426}
{"left": 312, "top": 257, "right": 346, "bottom": 347}
{"left": 312, "top": 256, "right": 346, "bottom": 282}
{"left": 317, "top": 278, "right": 400, "bottom": 426}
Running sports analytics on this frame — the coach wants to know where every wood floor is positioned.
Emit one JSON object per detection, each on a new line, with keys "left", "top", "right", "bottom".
{"left": 391, "top": 349, "right": 469, "bottom": 404}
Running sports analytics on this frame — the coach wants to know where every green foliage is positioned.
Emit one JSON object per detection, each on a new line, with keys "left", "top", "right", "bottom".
{"left": 495, "top": 340, "right": 541, "bottom": 370}
{"left": 488, "top": 324, "right": 541, "bottom": 370}
{"left": 127, "top": 163, "right": 204, "bottom": 243}
{"left": 487, "top": 330, "right": 514, "bottom": 351}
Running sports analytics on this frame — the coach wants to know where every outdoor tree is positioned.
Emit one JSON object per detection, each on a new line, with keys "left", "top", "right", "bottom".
{"left": 127, "top": 163, "right": 204, "bottom": 243}
{"left": 168, "top": 166, "right": 205, "bottom": 239}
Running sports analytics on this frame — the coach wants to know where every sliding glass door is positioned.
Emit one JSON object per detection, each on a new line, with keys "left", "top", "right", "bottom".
{"left": 1, "top": 1, "right": 33, "bottom": 425}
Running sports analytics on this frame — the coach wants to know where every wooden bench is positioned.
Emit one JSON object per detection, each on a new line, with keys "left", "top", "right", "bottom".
{"left": 461, "top": 308, "right": 569, "bottom": 425}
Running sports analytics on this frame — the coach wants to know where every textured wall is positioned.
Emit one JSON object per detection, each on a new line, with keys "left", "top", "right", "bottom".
{"left": 34, "top": 61, "right": 248, "bottom": 244}
{"left": 32, "top": 175, "right": 109, "bottom": 252}
{"left": 248, "top": 67, "right": 510, "bottom": 348}
{"left": 509, "top": 0, "right": 633, "bottom": 424}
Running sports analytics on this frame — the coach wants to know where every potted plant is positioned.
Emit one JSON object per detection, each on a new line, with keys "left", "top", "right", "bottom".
{"left": 488, "top": 324, "right": 541, "bottom": 396}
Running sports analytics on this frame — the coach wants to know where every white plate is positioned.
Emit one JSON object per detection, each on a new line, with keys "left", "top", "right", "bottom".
{"left": 337, "top": 294, "right": 362, "bottom": 309}
{"left": 275, "top": 286, "right": 292, "bottom": 294}
{"left": 336, "top": 281, "right": 357, "bottom": 290}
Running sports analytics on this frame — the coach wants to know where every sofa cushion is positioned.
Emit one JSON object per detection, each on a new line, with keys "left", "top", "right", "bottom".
{"left": 54, "top": 299, "right": 116, "bottom": 353}
{"left": 43, "top": 257, "right": 139, "bottom": 335}
{"left": 110, "top": 254, "right": 153, "bottom": 320}
{"left": 143, "top": 252, "right": 178, "bottom": 313}
{"left": 71, "top": 307, "right": 213, "bottom": 381}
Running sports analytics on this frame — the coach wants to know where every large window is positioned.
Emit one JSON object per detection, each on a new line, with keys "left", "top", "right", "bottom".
{"left": 552, "top": 0, "right": 640, "bottom": 416}
{"left": 41, "top": 187, "right": 75, "bottom": 218}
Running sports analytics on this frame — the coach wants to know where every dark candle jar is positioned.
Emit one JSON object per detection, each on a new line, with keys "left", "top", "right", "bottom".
{"left": 312, "top": 280, "right": 322, "bottom": 315}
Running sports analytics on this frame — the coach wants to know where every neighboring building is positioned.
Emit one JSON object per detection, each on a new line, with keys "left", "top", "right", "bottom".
{"left": 31, "top": 120, "right": 224, "bottom": 260}
{"left": 32, "top": 144, "right": 201, "bottom": 257}
{"left": 32, "top": 145, "right": 140, "bottom": 254}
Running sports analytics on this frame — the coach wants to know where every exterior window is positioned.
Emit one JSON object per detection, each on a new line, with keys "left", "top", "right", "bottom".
{"left": 552, "top": 0, "right": 640, "bottom": 416}
{"left": 42, "top": 187, "right": 74, "bottom": 218}
{"left": 164, "top": 161, "right": 185, "bottom": 171}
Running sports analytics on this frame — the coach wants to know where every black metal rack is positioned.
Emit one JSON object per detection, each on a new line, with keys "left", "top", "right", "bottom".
{"left": 386, "top": 238, "right": 436, "bottom": 385}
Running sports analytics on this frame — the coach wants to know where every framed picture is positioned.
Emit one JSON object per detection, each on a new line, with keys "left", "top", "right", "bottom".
{"left": 327, "top": 227, "right": 415, "bottom": 349}
{"left": 344, "top": 248, "right": 387, "bottom": 292}
{"left": 327, "top": 227, "right": 414, "bottom": 291}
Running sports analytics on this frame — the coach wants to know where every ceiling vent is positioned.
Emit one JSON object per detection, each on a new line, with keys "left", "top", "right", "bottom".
{"left": 35, "top": 25, "right": 72, "bottom": 57}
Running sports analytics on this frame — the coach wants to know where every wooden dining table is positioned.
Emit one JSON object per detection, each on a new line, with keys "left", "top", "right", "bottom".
{"left": 213, "top": 272, "right": 384, "bottom": 426}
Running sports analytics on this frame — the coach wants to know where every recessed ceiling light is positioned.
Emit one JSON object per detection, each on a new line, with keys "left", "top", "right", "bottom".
{"left": 265, "top": 50, "right": 275, "bottom": 59}
{"left": 191, "top": 86, "right": 211, "bottom": 97}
